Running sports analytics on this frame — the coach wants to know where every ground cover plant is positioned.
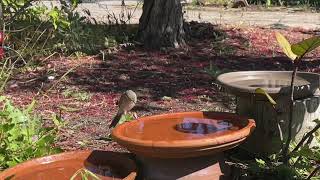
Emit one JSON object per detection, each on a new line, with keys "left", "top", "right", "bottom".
{"left": 0, "top": 96, "right": 62, "bottom": 170}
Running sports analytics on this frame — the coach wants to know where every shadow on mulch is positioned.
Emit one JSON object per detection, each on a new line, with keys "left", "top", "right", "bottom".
{"left": 8, "top": 22, "right": 320, "bottom": 101}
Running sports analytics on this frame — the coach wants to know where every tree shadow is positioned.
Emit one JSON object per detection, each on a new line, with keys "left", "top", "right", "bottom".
{"left": 8, "top": 22, "right": 320, "bottom": 104}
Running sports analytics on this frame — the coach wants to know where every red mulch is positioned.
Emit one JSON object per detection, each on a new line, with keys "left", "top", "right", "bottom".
{"left": 4, "top": 25, "right": 320, "bottom": 151}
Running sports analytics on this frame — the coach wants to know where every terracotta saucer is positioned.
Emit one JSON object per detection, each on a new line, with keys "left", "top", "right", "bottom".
{"left": 0, "top": 150, "right": 137, "bottom": 180}
{"left": 112, "top": 111, "right": 255, "bottom": 158}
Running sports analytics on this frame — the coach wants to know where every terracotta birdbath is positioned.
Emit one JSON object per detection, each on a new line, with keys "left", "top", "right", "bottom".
{"left": 217, "top": 71, "right": 320, "bottom": 154}
{"left": 0, "top": 150, "right": 137, "bottom": 180}
{"left": 112, "top": 111, "right": 255, "bottom": 180}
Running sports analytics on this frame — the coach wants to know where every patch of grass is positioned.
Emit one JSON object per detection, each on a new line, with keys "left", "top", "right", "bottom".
{"left": 212, "top": 40, "right": 237, "bottom": 56}
{"left": 204, "top": 61, "right": 230, "bottom": 79}
{"left": 62, "top": 88, "right": 91, "bottom": 102}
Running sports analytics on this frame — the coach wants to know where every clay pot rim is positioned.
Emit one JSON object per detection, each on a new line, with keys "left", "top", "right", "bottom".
{"left": 216, "top": 71, "right": 320, "bottom": 95}
{"left": 128, "top": 136, "right": 248, "bottom": 158}
{"left": 112, "top": 111, "right": 255, "bottom": 149}
{"left": 0, "top": 150, "right": 137, "bottom": 180}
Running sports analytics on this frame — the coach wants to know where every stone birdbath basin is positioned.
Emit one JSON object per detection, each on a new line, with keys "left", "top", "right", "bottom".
{"left": 0, "top": 150, "right": 137, "bottom": 180}
{"left": 217, "top": 71, "right": 320, "bottom": 99}
{"left": 112, "top": 111, "right": 255, "bottom": 180}
{"left": 217, "top": 71, "right": 320, "bottom": 154}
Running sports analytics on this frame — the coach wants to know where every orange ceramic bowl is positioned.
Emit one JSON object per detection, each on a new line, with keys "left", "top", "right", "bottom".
{"left": 112, "top": 111, "right": 255, "bottom": 158}
{"left": 0, "top": 150, "right": 137, "bottom": 180}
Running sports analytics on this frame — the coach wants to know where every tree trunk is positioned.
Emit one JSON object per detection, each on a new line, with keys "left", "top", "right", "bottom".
{"left": 137, "top": 0, "right": 186, "bottom": 49}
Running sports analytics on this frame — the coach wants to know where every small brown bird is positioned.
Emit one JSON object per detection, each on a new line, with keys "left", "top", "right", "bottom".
{"left": 109, "top": 90, "right": 137, "bottom": 128}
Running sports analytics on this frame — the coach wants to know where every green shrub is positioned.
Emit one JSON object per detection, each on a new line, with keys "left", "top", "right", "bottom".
{"left": 0, "top": 96, "right": 62, "bottom": 170}
{"left": 0, "top": 0, "right": 136, "bottom": 65}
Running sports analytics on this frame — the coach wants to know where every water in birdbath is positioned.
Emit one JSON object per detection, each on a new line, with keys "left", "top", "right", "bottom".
{"left": 122, "top": 117, "right": 241, "bottom": 141}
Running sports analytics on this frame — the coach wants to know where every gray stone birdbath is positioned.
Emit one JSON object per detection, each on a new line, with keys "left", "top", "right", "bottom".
{"left": 217, "top": 71, "right": 320, "bottom": 155}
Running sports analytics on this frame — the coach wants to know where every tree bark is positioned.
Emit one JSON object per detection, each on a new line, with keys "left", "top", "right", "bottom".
{"left": 137, "top": 0, "right": 186, "bottom": 49}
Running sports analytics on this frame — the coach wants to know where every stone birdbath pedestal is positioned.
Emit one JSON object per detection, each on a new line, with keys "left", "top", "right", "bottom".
{"left": 112, "top": 111, "right": 255, "bottom": 180}
{"left": 217, "top": 71, "right": 320, "bottom": 154}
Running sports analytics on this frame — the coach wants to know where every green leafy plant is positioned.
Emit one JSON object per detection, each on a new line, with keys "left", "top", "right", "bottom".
{"left": 0, "top": 0, "right": 137, "bottom": 69}
{"left": 275, "top": 33, "right": 320, "bottom": 164}
{"left": 0, "top": 96, "right": 62, "bottom": 170}
{"left": 234, "top": 127, "right": 320, "bottom": 179}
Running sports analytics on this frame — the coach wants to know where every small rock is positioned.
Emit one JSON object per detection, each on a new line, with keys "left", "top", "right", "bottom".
{"left": 7, "top": 80, "right": 18, "bottom": 89}
{"left": 48, "top": 76, "right": 55, "bottom": 80}
{"left": 162, "top": 96, "right": 172, "bottom": 101}
{"left": 118, "top": 74, "right": 130, "bottom": 81}
{"left": 9, "top": 83, "right": 18, "bottom": 89}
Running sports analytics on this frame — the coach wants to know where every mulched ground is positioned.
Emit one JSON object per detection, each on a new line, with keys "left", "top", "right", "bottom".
{"left": 4, "top": 23, "right": 320, "bottom": 152}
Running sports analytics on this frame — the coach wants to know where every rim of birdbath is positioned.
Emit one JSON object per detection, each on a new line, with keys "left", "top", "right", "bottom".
{"left": 0, "top": 150, "right": 137, "bottom": 180}
{"left": 217, "top": 71, "right": 320, "bottom": 98}
{"left": 112, "top": 111, "right": 255, "bottom": 158}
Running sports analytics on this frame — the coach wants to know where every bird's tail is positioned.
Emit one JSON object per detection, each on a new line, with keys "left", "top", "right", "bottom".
{"left": 109, "top": 112, "right": 122, "bottom": 128}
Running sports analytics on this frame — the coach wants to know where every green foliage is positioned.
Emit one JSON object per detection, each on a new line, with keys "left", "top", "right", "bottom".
{"left": 118, "top": 114, "right": 135, "bottom": 125}
{"left": 52, "top": 114, "right": 67, "bottom": 129}
{"left": 62, "top": 88, "right": 91, "bottom": 102}
{"left": 275, "top": 32, "right": 297, "bottom": 61}
{"left": 291, "top": 36, "right": 320, "bottom": 57}
{"left": 255, "top": 88, "right": 277, "bottom": 105}
{"left": 1, "top": 0, "right": 136, "bottom": 66}
{"left": 70, "top": 168, "right": 101, "bottom": 180}
{"left": 48, "top": 7, "right": 71, "bottom": 30}
{"left": 1, "top": 0, "right": 45, "bottom": 22}
{"left": 191, "top": 0, "right": 201, "bottom": 6}
{"left": 0, "top": 57, "right": 18, "bottom": 93}
{"left": 242, "top": 135, "right": 320, "bottom": 179}
{"left": 276, "top": 33, "right": 320, "bottom": 60}
{"left": 255, "top": 158, "right": 267, "bottom": 168}
{"left": 266, "top": 0, "right": 272, "bottom": 7}
{"left": 0, "top": 96, "right": 62, "bottom": 170}
{"left": 204, "top": 61, "right": 230, "bottom": 79}
{"left": 237, "top": 154, "right": 303, "bottom": 179}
